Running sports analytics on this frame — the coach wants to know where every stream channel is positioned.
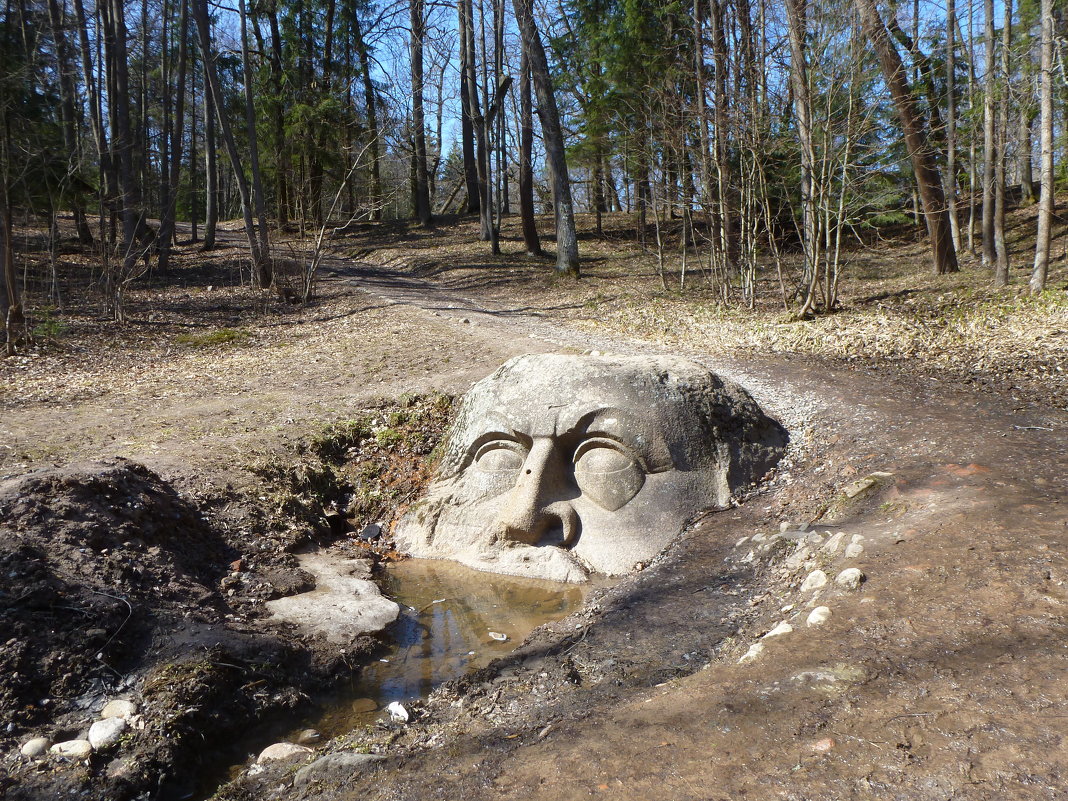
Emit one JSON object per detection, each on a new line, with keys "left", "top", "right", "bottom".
{"left": 208, "top": 558, "right": 601, "bottom": 795}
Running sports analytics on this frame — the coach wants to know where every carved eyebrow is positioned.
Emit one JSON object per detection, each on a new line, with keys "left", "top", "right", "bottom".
{"left": 564, "top": 408, "right": 674, "bottom": 473}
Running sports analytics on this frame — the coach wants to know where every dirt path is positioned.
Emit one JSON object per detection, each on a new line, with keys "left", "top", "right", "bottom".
{"left": 265, "top": 259, "right": 1067, "bottom": 801}
{"left": 6, "top": 248, "right": 1068, "bottom": 800}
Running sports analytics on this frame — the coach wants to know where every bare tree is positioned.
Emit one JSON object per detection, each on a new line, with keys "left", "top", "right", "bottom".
{"left": 1031, "top": 0, "right": 1053, "bottom": 293}
{"left": 512, "top": 0, "right": 578, "bottom": 275}
{"left": 855, "top": 0, "right": 958, "bottom": 274}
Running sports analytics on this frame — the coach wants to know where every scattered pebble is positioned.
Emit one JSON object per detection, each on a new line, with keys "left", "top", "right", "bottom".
{"left": 780, "top": 604, "right": 795, "bottom": 613}
{"left": 20, "top": 737, "right": 49, "bottom": 758}
{"left": 89, "top": 717, "right": 127, "bottom": 749}
{"left": 810, "top": 737, "right": 836, "bottom": 753}
{"left": 257, "top": 742, "right": 314, "bottom": 764}
{"left": 800, "top": 570, "right": 829, "bottom": 592}
{"left": 779, "top": 522, "right": 793, "bottom": 533}
{"left": 738, "top": 643, "right": 765, "bottom": 664}
{"left": 806, "top": 606, "right": 832, "bottom": 627}
{"left": 851, "top": 534, "right": 866, "bottom": 545}
{"left": 386, "top": 701, "right": 410, "bottom": 723}
{"left": 835, "top": 568, "right": 865, "bottom": 591}
{"left": 845, "top": 543, "right": 864, "bottom": 558}
{"left": 101, "top": 699, "right": 138, "bottom": 720}
{"left": 763, "top": 622, "right": 793, "bottom": 639}
{"left": 488, "top": 631, "right": 508, "bottom": 642}
{"left": 50, "top": 740, "right": 92, "bottom": 759}
{"left": 821, "top": 532, "right": 846, "bottom": 554}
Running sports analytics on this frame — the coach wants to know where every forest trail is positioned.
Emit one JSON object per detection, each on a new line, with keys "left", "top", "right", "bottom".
{"left": 298, "top": 256, "right": 1068, "bottom": 801}
{"left": 5, "top": 247, "right": 1068, "bottom": 800}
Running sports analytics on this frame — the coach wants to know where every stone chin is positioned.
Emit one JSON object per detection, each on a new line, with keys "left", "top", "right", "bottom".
{"left": 394, "top": 353, "right": 787, "bottom": 582}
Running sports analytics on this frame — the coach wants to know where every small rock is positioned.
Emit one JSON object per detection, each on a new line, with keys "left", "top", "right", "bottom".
{"left": 779, "top": 522, "right": 793, "bottom": 533}
{"left": 780, "top": 604, "right": 795, "bottom": 613}
{"left": 800, "top": 570, "right": 829, "bottom": 592}
{"left": 821, "top": 532, "right": 846, "bottom": 554}
{"left": 843, "top": 477, "right": 876, "bottom": 498}
{"left": 835, "top": 568, "right": 865, "bottom": 591}
{"left": 359, "top": 523, "right": 382, "bottom": 541}
{"left": 763, "top": 622, "right": 793, "bottom": 639}
{"left": 811, "top": 737, "right": 836, "bottom": 753}
{"left": 350, "top": 697, "right": 378, "bottom": 714}
{"left": 785, "top": 546, "right": 813, "bottom": 570}
{"left": 807, "top": 606, "right": 832, "bottom": 627}
{"left": 738, "top": 643, "right": 765, "bottom": 664}
{"left": 101, "top": 699, "right": 138, "bottom": 720}
{"left": 293, "top": 752, "right": 384, "bottom": 787}
{"left": 488, "top": 631, "right": 508, "bottom": 642}
{"left": 386, "top": 701, "right": 409, "bottom": 723}
{"left": 294, "top": 728, "right": 321, "bottom": 745}
{"left": 229, "top": 559, "right": 244, "bottom": 572}
{"left": 844, "top": 543, "right": 864, "bottom": 558}
{"left": 20, "top": 737, "right": 50, "bottom": 758}
{"left": 257, "top": 742, "right": 314, "bottom": 764}
{"left": 850, "top": 534, "right": 866, "bottom": 545}
{"left": 88, "top": 717, "right": 126, "bottom": 749}
{"left": 50, "top": 740, "right": 92, "bottom": 759}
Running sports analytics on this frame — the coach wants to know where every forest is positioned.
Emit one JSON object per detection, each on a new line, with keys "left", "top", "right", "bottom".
{"left": 0, "top": 0, "right": 1064, "bottom": 352}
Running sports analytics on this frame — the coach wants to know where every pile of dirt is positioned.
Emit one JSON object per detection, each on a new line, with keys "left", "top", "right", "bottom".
{"left": 0, "top": 459, "right": 360, "bottom": 800}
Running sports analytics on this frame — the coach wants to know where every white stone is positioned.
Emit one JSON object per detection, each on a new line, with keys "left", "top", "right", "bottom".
{"left": 20, "top": 737, "right": 49, "bottom": 757}
{"left": 88, "top": 717, "right": 127, "bottom": 749}
{"left": 266, "top": 552, "right": 400, "bottom": 643}
{"left": 800, "top": 570, "right": 829, "bottom": 592}
{"left": 763, "top": 622, "right": 794, "bottom": 639}
{"left": 50, "top": 739, "right": 92, "bottom": 759}
{"left": 739, "top": 643, "right": 765, "bottom": 663}
{"left": 850, "top": 534, "right": 866, "bottom": 544}
{"left": 835, "top": 568, "right": 865, "bottom": 591}
{"left": 386, "top": 701, "right": 409, "bottom": 723}
{"left": 844, "top": 543, "right": 864, "bottom": 558}
{"left": 807, "top": 606, "right": 832, "bottom": 627}
{"left": 779, "top": 521, "right": 792, "bottom": 533}
{"left": 257, "top": 742, "right": 314, "bottom": 764}
{"left": 821, "top": 532, "right": 846, "bottom": 554}
{"left": 101, "top": 699, "right": 138, "bottom": 719}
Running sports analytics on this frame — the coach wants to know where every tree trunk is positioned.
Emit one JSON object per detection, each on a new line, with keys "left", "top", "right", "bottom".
{"left": 512, "top": 0, "right": 579, "bottom": 275}
{"left": 518, "top": 46, "right": 542, "bottom": 255}
{"left": 410, "top": 0, "right": 432, "bottom": 226}
{"left": 158, "top": 0, "right": 188, "bottom": 275}
{"left": 785, "top": 0, "right": 816, "bottom": 297}
{"left": 354, "top": 15, "right": 382, "bottom": 221}
{"left": 239, "top": 0, "right": 272, "bottom": 285}
{"left": 992, "top": 0, "right": 1010, "bottom": 286}
{"left": 981, "top": 0, "right": 996, "bottom": 268}
{"left": 1019, "top": 105, "right": 1036, "bottom": 205}
{"left": 193, "top": 0, "right": 262, "bottom": 270}
{"left": 203, "top": 55, "right": 218, "bottom": 250}
{"left": 855, "top": 0, "right": 958, "bottom": 274}
{"left": 458, "top": 0, "right": 480, "bottom": 214}
{"left": 946, "top": 0, "right": 961, "bottom": 252}
{"left": 46, "top": 0, "right": 94, "bottom": 244}
{"left": 1031, "top": 0, "right": 1053, "bottom": 293}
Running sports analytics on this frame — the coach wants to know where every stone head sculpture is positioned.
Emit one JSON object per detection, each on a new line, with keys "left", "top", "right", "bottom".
{"left": 394, "top": 354, "right": 787, "bottom": 582}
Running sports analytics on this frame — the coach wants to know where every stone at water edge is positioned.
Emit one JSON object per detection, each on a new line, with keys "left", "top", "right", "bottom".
{"left": 101, "top": 699, "right": 138, "bottom": 720}
{"left": 88, "top": 716, "right": 127, "bottom": 749}
{"left": 20, "top": 737, "right": 50, "bottom": 758}
{"left": 800, "top": 570, "right": 829, "bottom": 592}
{"left": 50, "top": 740, "right": 93, "bottom": 759}
{"left": 257, "top": 742, "right": 315, "bottom": 764}
{"left": 807, "top": 606, "right": 832, "bottom": 627}
{"left": 835, "top": 568, "right": 865, "bottom": 591}
{"left": 845, "top": 543, "right": 864, "bottom": 558}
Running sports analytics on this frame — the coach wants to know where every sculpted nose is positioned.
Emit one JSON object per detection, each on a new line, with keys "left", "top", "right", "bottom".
{"left": 494, "top": 439, "right": 578, "bottom": 547}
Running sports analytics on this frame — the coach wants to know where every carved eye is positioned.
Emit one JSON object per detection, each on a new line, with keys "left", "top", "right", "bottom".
{"left": 473, "top": 440, "right": 526, "bottom": 473}
{"left": 573, "top": 440, "right": 645, "bottom": 511}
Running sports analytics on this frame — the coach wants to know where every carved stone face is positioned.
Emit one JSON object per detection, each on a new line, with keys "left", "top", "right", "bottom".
{"left": 394, "top": 354, "right": 787, "bottom": 582}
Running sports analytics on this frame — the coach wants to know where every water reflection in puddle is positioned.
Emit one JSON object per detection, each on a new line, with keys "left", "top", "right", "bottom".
{"left": 310, "top": 558, "right": 599, "bottom": 738}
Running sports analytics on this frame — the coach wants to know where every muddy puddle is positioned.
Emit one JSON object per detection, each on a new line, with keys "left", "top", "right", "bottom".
{"left": 205, "top": 558, "right": 599, "bottom": 796}
{"left": 309, "top": 558, "right": 600, "bottom": 737}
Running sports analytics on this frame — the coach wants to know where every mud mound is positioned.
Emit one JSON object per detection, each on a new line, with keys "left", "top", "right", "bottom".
{"left": 0, "top": 459, "right": 234, "bottom": 730}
